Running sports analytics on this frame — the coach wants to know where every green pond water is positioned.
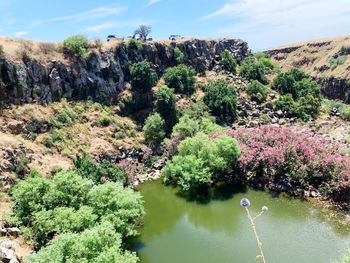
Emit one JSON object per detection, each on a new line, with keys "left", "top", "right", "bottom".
{"left": 133, "top": 180, "right": 350, "bottom": 263}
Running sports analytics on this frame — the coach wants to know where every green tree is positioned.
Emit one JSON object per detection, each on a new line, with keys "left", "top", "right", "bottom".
{"left": 130, "top": 60, "right": 157, "bottom": 92}
{"left": 62, "top": 35, "right": 89, "bottom": 61}
{"left": 203, "top": 80, "right": 237, "bottom": 122}
{"left": 134, "top": 25, "right": 152, "bottom": 40}
{"left": 155, "top": 86, "right": 178, "bottom": 134}
{"left": 239, "top": 58, "right": 269, "bottom": 84}
{"left": 163, "top": 64, "right": 196, "bottom": 94}
{"left": 274, "top": 94, "right": 297, "bottom": 116}
{"left": 246, "top": 80, "right": 268, "bottom": 103}
{"left": 221, "top": 50, "right": 237, "bottom": 74}
{"left": 143, "top": 113, "right": 166, "bottom": 145}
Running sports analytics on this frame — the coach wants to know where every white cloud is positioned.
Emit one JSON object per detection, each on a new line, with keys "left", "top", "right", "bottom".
{"left": 86, "top": 20, "right": 158, "bottom": 33}
{"left": 146, "top": 0, "right": 161, "bottom": 7}
{"left": 204, "top": 0, "right": 350, "bottom": 49}
{"left": 31, "top": 5, "right": 127, "bottom": 26}
{"left": 13, "top": 31, "right": 28, "bottom": 37}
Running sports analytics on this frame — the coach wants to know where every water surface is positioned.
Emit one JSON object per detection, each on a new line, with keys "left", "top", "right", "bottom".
{"left": 134, "top": 180, "right": 350, "bottom": 263}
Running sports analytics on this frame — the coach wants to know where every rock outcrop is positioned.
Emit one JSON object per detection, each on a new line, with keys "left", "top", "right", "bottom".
{"left": 0, "top": 38, "right": 251, "bottom": 105}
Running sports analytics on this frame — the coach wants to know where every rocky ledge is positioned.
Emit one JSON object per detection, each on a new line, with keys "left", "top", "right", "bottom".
{"left": 0, "top": 38, "right": 251, "bottom": 105}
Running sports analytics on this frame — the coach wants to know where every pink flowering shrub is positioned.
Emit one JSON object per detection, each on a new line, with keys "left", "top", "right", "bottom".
{"left": 211, "top": 125, "right": 350, "bottom": 203}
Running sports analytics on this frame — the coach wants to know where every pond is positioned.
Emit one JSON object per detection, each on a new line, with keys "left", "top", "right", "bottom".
{"left": 133, "top": 180, "right": 350, "bottom": 263}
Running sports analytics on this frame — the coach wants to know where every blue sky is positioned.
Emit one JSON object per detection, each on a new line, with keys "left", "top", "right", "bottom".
{"left": 0, "top": 0, "right": 350, "bottom": 50}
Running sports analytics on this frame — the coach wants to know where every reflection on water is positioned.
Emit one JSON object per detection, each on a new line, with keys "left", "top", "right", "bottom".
{"left": 133, "top": 180, "right": 350, "bottom": 263}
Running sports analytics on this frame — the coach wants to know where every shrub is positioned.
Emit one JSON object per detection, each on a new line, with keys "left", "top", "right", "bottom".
{"left": 174, "top": 47, "right": 184, "bottom": 65}
{"left": 143, "top": 113, "right": 166, "bottom": 146}
{"left": 330, "top": 55, "right": 347, "bottom": 70}
{"left": 127, "top": 39, "right": 143, "bottom": 62}
{"left": 253, "top": 52, "right": 270, "bottom": 60}
{"left": 274, "top": 94, "right": 297, "bottom": 116}
{"left": 273, "top": 68, "right": 322, "bottom": 119}
{"left": 162, "top": 155, "right": 211, "bottom": 191}
{"left": 258, "top": 57, "right": 280, "bottom": 72}
{"left": 272, "top": 68, "right": 310, "bottom": 100}
{"left": 10, "top": 174, "right": 53, "bottom": 225}
{"left": 296, "top": 94, "right": 321, "bottom": 120}
{"left": 246, "top": 80, "right": 268, "bottom": 103}
{"left": 87, "top": 182, "right": 144, "bottom": 237}
{"left": 74, "top": 153, "right": 127, "bottom": 185}
{"left": 212, "top": 126, "right": 350, "bottom": 204}
{"left": 98, "top": 115, "right": 114, "bottom": 127}
{"left": 162, "top": 133, "right": 241, "bottom": 190}
{"left": 171, "top": 114, "right": 222, "bottom": 138}
{"left": 130, "top": 60, "right": 157, "bottom": 92}
{"left": 171, "top": 114, "right": 199, "bottom": 138}
{"left": 203, "top": 80, "right": 237, "bottom": 122}
{"left": 31, "top": 206, "right": 97, "bottom": 247}
{"left": 163, "top": 64, "right": 196, "bottom": 94}
{"left": 221, "top": 50, "right": 237, "bottom": 74}
{"left": 27, "top": 222, "right": 139, "bottom": 263}
{"left": 62, "top": 35, "right": 88, "bottom": 61}
{"left": 239, "top": 58, "right": 269, "bottom": 84}
{"left": 155, "top": 86, "right": 178, "bottom": 133}
{"left": 115, "top": 131, "right": 126, "bottom": 140}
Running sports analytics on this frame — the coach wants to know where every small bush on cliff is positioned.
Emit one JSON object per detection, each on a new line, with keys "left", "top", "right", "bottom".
{"left": 163, "top": 64, "right": 196, "bottom": 94}
{"left": 130, "top": 60, "right": 157, "bottom": 92}
{"left": 174, "top": 47, "right": 184, "bottom": 65}
{"left": 246, "top": 80, "right": 268, "bottom": 103}
{"left": 143, "top": 113, "right": 166, "bottom": 146}
{"left": 203, "top": 80, "right": 237, "bottom": 123}
{"left": 221, "top": 50, "right": 237, "bottom": 74}
{"left": 330, "top": 55, "right": 347, "bottom": 70}
{"left": 127, "top": 39, "right": 143, "bottom": 62}
{"left": 254, "top": 52, "right": 280, "bottom": 72}
{"left": 155, "top": 86, "right": 178, "bottom": 134}
{"left": 63, "top": 35, "right": 89, "bottom": 61}
{"left": 239, "top": 58, "right": 269, "bottom": 84}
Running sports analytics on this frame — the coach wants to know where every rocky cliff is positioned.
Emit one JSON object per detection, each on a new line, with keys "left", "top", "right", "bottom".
{"left": 0, "top": 38, "right": 251, "bottom": 105}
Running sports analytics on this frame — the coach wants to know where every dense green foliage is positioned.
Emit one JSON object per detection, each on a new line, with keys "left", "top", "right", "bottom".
{"left": 220, "top": 50, "right": 237, "bottom": 74}
{"left": 246, "top": 80, "right": 268, "bottom": 103}
{"left": 10, "top": 157, "right": 143, "bottom": 262}
{"left": 203, "top": 80, "right": 237, "bottom": 122}
{"left": 239, "top": 58, "right": 269, "bottom": 84}
{"left": 163, "top": 133, "right": 241, "bottom": 190}
{"left": 163, "top": 64, "right": 196, "bottom": 94}
{"left": 143, "top": 113, "right": 166, "bottom": 145}
{"left": 130, "top": 60, "right": 157, "bottom": 92}
{"left": 27, "top": 222, "right": 138, "bottom": 263}
{"left": 273, "top": 69, "right": 322, "bottom": 120}
{"left": 155, "top": 86, "right": 178, "bottom": 133}
{"left": 74, "top": 153, "right": 127, "bottom": 185}
{"left": 174, "top": 47, "right": 184, "bottom": 65}
{"left": 172, "top": 114, "right": 222, "bottom": 138}
{"left": 63, "top": 35, "right": 89, "bottom": 61}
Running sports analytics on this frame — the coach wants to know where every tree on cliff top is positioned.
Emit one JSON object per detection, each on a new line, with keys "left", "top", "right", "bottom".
{"left": 134, "top": 25, "right": 152, "bottom": 40}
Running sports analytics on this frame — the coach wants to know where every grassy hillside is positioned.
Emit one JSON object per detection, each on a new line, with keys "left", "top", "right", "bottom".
{"left": 265, "top": 35, "right": 350, "bottom": 79}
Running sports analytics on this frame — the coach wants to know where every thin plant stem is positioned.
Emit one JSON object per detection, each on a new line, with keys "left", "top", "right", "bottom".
{"left": 245, "top": 207, "right": 267, "bottom": 263}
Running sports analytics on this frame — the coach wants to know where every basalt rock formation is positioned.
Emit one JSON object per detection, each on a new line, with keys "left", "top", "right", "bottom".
{"left": 0, "top": 38, "right": 251, "bottom": 105}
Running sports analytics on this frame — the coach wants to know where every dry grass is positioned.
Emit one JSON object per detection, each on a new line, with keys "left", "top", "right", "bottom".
{"left": 266, "top": 35, "right": 350, "bottom": 79}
